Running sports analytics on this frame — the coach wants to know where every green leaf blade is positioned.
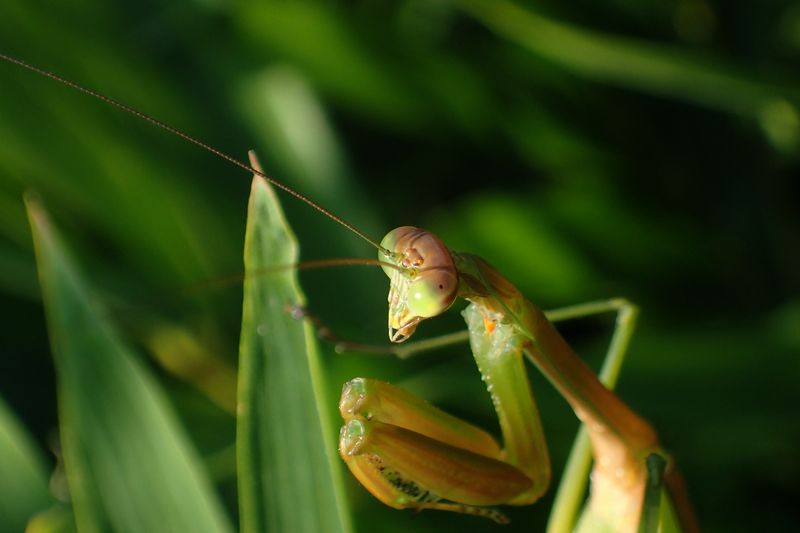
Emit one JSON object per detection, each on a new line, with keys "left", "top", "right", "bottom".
{"left": 237, "top": 155, "right": 351, "bottom": 533}
{"left": 0, "top": 395, "right": 53, "bottom": 532}
{"left": 26, "top": 195, "right": 232, "bottom": 533}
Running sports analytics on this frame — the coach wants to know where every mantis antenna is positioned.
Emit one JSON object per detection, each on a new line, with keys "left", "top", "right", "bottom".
{"left": 183, "top": 257, "right": 404, "bottom": 294}
{"left": 0, "top": 52, "right": 391, "bottom": 256}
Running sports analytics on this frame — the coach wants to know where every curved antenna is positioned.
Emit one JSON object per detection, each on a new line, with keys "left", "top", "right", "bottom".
{"left": 105, "top": 257, "right": 400, "bottom": 322}
{"left": 0, "top": 52, "right": 391, "bottom": 255}
{"left": 186, "top": 257, "right": 401, "bottom": 294}
{"left": 117, "top": 257, "right": 398, "bottom": 315}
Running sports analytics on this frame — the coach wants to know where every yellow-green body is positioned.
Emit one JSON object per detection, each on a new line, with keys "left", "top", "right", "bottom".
{"left": 457, "top": 252, "right": 662, "bottom": 529}
{"left": 337, "top": 227, "right": 679, "bottom": 530}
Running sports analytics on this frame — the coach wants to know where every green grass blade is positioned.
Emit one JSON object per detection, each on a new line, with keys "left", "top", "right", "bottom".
{"left": 460, "top": 0, "right": 800, "bottom": 118}
{"left": 657, "top": 489, "right": 683, "bottom": 533}
{"left": 25, "top": 195, "right": 232, "bottom": 533}
{"left": 237, "top": 154, "right": 352, "bottom": 533}
{"left": 638, "top": 454, "right": 667, "bottom": 533}
{"left": 0, "top": 395, "right": 52, "bottom": 531}
{"left": 25, "top": 505, "right": 77, "bottom": 533}
{"left": 547, "top": 303, "right": 640, "bottom": 532}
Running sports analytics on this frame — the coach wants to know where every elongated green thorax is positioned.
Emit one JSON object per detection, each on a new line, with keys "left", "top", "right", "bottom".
{"left": 453, "top": 252, "right": 662, "bottom": 530}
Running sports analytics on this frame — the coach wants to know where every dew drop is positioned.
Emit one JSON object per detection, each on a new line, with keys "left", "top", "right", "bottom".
{"left": 257, "top": 324, "right": 268, "bottom": 336}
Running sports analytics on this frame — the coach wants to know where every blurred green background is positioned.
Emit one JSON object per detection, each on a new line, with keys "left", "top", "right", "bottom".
{"left": 1, "top": 0, "right": 799, "bottom": 531}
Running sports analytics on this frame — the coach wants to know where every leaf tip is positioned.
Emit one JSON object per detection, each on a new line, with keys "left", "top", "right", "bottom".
{"left": 23, "top": 191, "right": 47, "bottom": 232}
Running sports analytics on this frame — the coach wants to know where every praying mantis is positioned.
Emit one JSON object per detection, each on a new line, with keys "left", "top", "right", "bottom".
{"left": 0, "top": 53, "right": 699, "bottom": 532}
{"left": 332, "top": 227, "right": 693, "bottom": 530}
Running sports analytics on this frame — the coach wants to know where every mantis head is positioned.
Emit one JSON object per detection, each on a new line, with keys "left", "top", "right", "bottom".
{"left": 379, "top": 226, "right": 459, "bottom": 343}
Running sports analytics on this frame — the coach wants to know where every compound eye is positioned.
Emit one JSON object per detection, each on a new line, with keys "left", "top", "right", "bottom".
{"left": 406, "top": 269, "right": 458, "bottom": 318}
{"left": 379, "top": 226, "right": 416, "bottom": 278}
